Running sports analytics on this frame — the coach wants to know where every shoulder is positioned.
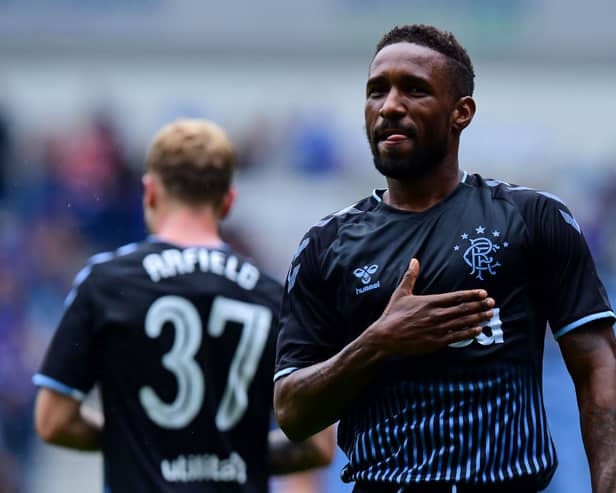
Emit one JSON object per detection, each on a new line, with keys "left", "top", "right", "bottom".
{"left": 300, "top": 192, "right": 380, "bottom": 253}
{"left": 85, "top": 241, "right": 145, "bottom": 277}
{"left": 465, "top": 173, "right": 575, "bottom": 224}
{"left": 65, "top": 241, "right": 145, "bottom": 306}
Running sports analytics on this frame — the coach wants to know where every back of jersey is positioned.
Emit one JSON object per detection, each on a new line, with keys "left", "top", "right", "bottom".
{"left": 36, "top": 239, "right": 282, "bottom": 493}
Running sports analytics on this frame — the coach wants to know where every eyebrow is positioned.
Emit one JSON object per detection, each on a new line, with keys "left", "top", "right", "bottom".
{"left": 366, "top": 73, "right": 431, "bottom": 89}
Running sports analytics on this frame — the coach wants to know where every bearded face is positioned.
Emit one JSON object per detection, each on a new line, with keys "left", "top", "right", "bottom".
{"left": 364, "top": 42, "right": 458, "bottom": 180}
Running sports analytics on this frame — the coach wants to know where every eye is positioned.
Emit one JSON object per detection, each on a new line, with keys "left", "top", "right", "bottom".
{"left": 366, "top": 85, "right": 387, "bottom": 98}
{"left": 405, "top": 85, "right": 428, "bottom": 96}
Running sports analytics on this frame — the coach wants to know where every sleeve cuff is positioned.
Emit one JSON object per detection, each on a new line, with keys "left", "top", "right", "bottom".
{"left": 273, "top": 367, "right": 300, "bottom": 382}
{"left": 553, "top": 310, "right": 616, "bottom": 339}
{"left": 33, "top": 374, "right": 86, "bottom": 401}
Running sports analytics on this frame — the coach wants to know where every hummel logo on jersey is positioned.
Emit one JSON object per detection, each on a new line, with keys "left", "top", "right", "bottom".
{"left": 353, "top": 264, "right": 380, "bottom": 295}
{"left": 453, "top": 226, "right": 508, "bottom": 280}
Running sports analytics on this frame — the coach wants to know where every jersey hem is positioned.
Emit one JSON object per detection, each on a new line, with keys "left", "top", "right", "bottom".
{"left": 553, "top": 310, "right": 616, "bottom": 339}
{"left": 32, "top": 374, "right": 86, "bottom": 401}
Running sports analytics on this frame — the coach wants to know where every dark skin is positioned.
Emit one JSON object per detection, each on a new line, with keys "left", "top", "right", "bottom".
{"left": 275, "top": 42, "right": 490, "bottom": 441}
{"left": 274, "top": 41, "right": 616, "bottom": 493}
{"left": 559, "top": 321, "right": 616, "bottom": 493}
{"left": 364, "top": 42, "right": 476, "bottom": 210}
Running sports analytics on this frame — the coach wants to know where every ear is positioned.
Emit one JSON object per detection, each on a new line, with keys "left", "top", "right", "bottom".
{"left": 451, "top": 96, "right": 476, "bottom": 133}
{"left": 219, "top": 186, "right": 236, "bottom": 220}
{"left": 142, "top": 173, "right": 157, "bottom": 210}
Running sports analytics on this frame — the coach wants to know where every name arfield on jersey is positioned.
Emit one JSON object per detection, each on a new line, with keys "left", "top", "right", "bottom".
{"left": 143, "top": 248, "right": 260, "bottom": 290}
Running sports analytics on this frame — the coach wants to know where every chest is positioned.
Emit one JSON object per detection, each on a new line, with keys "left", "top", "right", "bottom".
{"left": 328, "top": 204, "right": 532, "bottom": 329}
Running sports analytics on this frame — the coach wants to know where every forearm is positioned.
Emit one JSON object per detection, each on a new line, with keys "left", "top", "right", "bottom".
{"left": 274, "top": 332, "right": 386, "bottom": 441}
{"left": 47, "top": 412, "right": 103, "bottom": 451}
{"left": 35, "top": 388, "right": 103, "bottom": 451}
{"left": 268, "top": 426, "right": 335, "bottom": 475}
{"left": 577, "top": 365, "right": 616, "bottom": 493}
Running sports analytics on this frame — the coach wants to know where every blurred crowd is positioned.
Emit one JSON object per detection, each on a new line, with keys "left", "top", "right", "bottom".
{"left": 0, "top": 106, "right": 614, "bottom": 493}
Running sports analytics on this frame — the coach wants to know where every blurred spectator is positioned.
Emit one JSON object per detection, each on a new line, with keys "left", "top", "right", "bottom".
{"left": 234, "top": 114, "right": 276, "bottom": 173}
{"left": 289, "top": 112, "right": 341, "bottom": 176}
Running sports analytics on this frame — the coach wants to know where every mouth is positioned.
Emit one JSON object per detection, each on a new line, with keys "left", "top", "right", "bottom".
{"left": 376, "top": 128, "right": 415, "bottom": 144}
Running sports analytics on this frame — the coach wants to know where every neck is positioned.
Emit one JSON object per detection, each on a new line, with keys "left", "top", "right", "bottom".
{"left": 384, "top": 158, "right": 462, "bottom": 212}
{"left": 152, "top": 207, "right": 223, "bottom": 248}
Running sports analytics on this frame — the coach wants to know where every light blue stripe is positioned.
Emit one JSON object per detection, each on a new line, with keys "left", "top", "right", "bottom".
{"left": 554, "top": 310, "right": 616, "bottom": 339}
{"left": 115, "top": 242, "right": 138, "bottom": 256}
{"left": 475, "top": 380, "right": 485, "bottom": 479}
{"left": 455, "top": 381, "right": 464, "bottom": 481}
{"left": 537, "top": 190, "right": 566, "bottom": 205}
{"left": 90, "top": 252, "right": 114, "bottom": 264}
{"left": 383, "top": 392, "right": 396, "bottom": 483}
{"left": 527, "top": 380, "right": 541, "bottom": 474}
{"left": 64, "top": 264, "right": 93, "bottom": 308}
{"left": 436, "top": 380, "right": 447, "bottom": 478}
{"left": 521, "top": 378, "right": 534, "bottom": 475}
{"left": 446, "top": 382, "right": 455, "bottom": 478}
{"left": 485, "top": 381, "right": 496, "bottom": 482}
{"left": 406, "top": 386, "right": 417, "bottom": 479}
{"left": 63, "top": 245, "right": 135, "bottom": 310}
{"left": 417, "top": 389, "right": 429, "bottom": 481}
{"left": 273, "top": 367, "right": 298, "bottom": 382}
{"left": 374, "top": 400, "right": 386, "bottom": 481}
{"left": 510, "top": 373, "right": 523, "bottom": 476}
{"left": 426, "top": 386, "right": 437, "bottom": 479}
{"left": 366, "top": 404, "right": 378, "bottom": 466}
{"left": 32, "top": 374, "right": 85, "bottom": 400}
{"left": 495, "top": 384, "right": 507, "bottom": 481}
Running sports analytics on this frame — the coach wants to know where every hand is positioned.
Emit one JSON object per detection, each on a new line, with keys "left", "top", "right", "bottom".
{"left": 367, "top": 258, "right": 495, "bottom": 356}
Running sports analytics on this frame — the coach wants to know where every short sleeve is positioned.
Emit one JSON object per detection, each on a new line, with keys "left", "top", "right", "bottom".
{"left": 33, "top": 264, "right": 102, "bottom": 399}
{"left": 274, "top": 232, "right": 343, "bottom": 381}
{"left": 531, "top": 194, "right": 615, "bottom": 338}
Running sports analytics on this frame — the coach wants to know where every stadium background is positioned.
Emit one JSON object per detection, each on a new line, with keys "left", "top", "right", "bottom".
{"left": 1, "top": 1, "right": 615, "bottom": 492}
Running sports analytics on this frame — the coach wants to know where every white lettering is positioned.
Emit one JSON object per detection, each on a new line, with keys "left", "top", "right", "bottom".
{"left": 182, "top": 248, "right": 199, "bottom": 274}
{"left": 198, "top": 249, "right": 210, "bottom": 271}
{"left": 449, "top": 308, "right": 503, "bottom": 348}
{"left": 161, "top": 452, "right": 246, "bottom": 484}
{"left": 142, "top": 248, "right": 260, "bottom": 291}
{"left": 143, "top": 253, "right": 167, "bottom": 282}
{"left": 237, "top": 263, "right": 260, "bottom": 290}
{"left": 355, "top": 280, "right": 380, "bottom": 295}
{"left": 162, "top": 249, "right": 185, "bottom": 276}
{"left": 210, "top": 251, "right": 225, "bottom": 275}
{"left": 225, "top": 256, "right": 239, "bottom": 282}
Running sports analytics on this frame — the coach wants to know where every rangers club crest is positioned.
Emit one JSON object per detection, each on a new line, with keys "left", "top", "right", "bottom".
{"left": 453, "top": 226, "right": 508, "bottom": 280}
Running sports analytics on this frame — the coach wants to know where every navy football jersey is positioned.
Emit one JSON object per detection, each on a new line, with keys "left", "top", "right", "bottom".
{"left": 275, "top": 172, "right": 615, "bottom": 490}
{"left": 35, "top": 238, "right": 282, "bottom": 493}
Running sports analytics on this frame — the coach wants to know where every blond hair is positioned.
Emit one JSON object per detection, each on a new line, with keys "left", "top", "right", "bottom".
{"left": 145, "top": 118, "right": 235, "bottom": 207}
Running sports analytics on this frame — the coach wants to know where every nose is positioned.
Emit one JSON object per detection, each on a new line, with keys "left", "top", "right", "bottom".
{"left": 379, "top": 87, "right": 406, "bottom": 118}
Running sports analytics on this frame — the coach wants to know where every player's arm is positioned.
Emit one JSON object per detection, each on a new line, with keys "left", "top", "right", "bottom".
{"left": 268, "top": 425, "right": 335, "bottom": 474}
{"left": 559, "top": 320, "right": 616, "bottom": 493}
{"left": 275, "top": 259, "right": 494, "bottom": 441}
{"left": 35, "top": 387, "right": 102, "bottom": 451}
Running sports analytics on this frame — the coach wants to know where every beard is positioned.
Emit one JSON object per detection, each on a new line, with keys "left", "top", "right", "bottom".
{"left": 367, "top": 129, "right": 449, "bottom": 180}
